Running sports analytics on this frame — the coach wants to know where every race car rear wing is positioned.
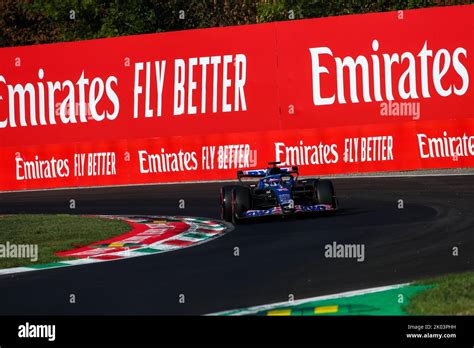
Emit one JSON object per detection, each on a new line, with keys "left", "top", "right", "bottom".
{"left": 237, "top": 166, "right": 299, "bottom": 179}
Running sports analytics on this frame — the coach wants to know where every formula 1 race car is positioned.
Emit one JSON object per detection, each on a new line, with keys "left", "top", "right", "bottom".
{"left": 220, "top": 162, "right": 338, "bottom": 223}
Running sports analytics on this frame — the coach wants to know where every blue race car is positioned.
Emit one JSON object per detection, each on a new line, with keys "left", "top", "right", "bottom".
{"left": 220, "top": 162, "right": 338, "bottom": 223}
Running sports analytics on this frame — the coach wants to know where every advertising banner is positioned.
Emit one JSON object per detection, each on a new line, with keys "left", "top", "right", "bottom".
{"left": 0, "top": 5, "right": 472, "bottom": 191}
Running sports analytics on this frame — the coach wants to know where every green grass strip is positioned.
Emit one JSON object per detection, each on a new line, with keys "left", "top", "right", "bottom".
{"left": 0, "top": 214, "right": 130, "bottom": 268}
{"left": 404, "top": 271, "right": 474, "bottom": 315}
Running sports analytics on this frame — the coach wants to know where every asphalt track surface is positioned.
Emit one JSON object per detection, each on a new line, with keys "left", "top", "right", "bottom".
{"left": 0, "top": 175, "right": 473, "bottom": 315}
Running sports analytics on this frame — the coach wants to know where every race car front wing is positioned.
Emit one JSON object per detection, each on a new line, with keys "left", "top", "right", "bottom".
{"left": 240, "top": 204, "right": 336, "bottom": 218}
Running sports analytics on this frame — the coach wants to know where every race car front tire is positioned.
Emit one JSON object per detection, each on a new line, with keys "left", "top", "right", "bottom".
{"left": 316, "top": 179, "right": 335, "bottom": 206}
{"left": 221, "top": 185, "right": 236, "bottom": 222}
{"left": 232, "top": 186, "right": 251, "bottom": 224}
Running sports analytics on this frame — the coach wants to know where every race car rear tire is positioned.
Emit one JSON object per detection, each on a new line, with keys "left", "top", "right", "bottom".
{"left": 316, "top": 179, "right": 335, "bottom": 206}
{"left": 221, "top": 185, "right": 236, "bottom": 222}
{"left": 232, "top": 186, "right": 251, "bottom": 224}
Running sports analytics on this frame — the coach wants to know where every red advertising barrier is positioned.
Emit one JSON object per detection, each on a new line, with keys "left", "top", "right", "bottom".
{"left": 0, "top": 5, "right": 472, "bottom": 191}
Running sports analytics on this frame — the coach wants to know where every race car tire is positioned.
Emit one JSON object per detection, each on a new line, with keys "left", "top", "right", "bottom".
{"left": 316, "top": 179, "right": 335, "bottom": 206}
{"left": 221, "top": 185, "right": 236, "bottom": 222}
{"left": 232, "top": 186, "right": 251, "bottom": 224}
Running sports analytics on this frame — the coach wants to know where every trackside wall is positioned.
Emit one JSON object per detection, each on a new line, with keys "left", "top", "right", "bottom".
{"left": 0, "top": 5, "right": 472, "bottom": 191}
